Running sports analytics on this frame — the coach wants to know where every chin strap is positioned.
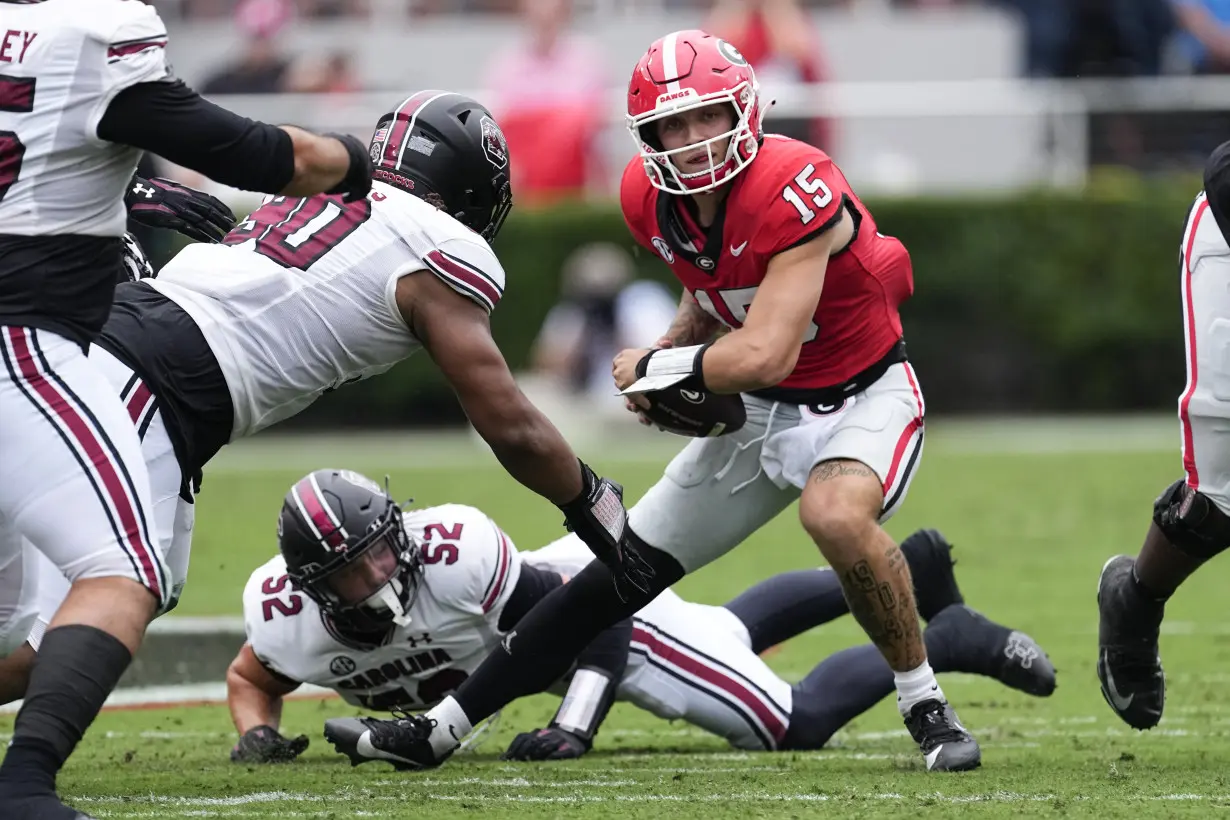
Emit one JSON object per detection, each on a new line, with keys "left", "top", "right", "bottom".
{"left": 365, "top": 577, "right": 413, "bottom": 627}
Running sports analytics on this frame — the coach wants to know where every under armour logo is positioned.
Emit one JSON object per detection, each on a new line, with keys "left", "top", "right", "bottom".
{"left": 1004, "top": 633, "right": 1038, "bottom": 669}
{"left": 132, "top": 183, "right": 156, "bottom": 199}
{"left": 406, "top": 631, "right": 432, "bottom": 648}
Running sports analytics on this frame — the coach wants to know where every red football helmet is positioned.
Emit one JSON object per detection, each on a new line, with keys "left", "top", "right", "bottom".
{"left": 626, "top": 29, "right": 764, "bottom": 194}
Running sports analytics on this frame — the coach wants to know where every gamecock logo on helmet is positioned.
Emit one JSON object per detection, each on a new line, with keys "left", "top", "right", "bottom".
{"left": 480, "top": 115, "right": 509, "bottom": 170}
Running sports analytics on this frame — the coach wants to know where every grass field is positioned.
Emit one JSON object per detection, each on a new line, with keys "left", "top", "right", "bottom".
{"left": 10, "top": 418, "right": 1230, "bottom": 819}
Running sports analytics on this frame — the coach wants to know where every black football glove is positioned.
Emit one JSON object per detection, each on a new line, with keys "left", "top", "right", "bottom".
{"left": 558, "top": 460, "right": 655, "bottom": 602}
{"left": 324, "top": 132, "right": 375, "bottom": 203}
{"left": 502, "top": 726, "right": 591, "bottom": 762}
{"left": 230, "top": 725, "right": 310, "bottom": 764}
{"left": 125, "top": 176, "right": 236, "bottom": 243}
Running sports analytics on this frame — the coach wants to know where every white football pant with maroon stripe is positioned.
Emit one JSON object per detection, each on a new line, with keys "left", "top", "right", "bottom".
{"left": 0, "top": 327, "right": 167, "bottom": 617}
{"left": 626, "top": 361, "right": 925, "bottom": 573}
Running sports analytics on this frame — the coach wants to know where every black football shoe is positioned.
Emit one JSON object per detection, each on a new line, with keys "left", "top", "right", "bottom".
{"left": 904, "top": 698, "right": 982, "bottom": 772}
{"left": 1097, "top": 555, "right": 1165, "bottom": 730}
{"left": 324, "top": 714, "right": 451, "bottom": 771}
{"left": 899, "top": 529, "right": 965, "bottom": 622}
{"left": 2, "top": 794, "right": 94, "bottom": 819}
{"left": 927, "top": 604, "right": 1057, "bottom": 697}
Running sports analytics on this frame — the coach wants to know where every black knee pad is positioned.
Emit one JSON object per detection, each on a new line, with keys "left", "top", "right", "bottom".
{"left": 1152, "top": 478, "right": 1230, "bottom": 560}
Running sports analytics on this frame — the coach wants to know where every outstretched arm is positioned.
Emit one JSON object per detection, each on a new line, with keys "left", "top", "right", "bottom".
{"left": 98, "top": 81, "right": 371, "bottom": 201}
{"left": 401, "top": 272, "right": 585, "bottom": 505}
{"left": 226, "top": 643, "right": 309, "bottom": 763}
{"left": 399, "top": 272, "right": 652, "bottom": 597}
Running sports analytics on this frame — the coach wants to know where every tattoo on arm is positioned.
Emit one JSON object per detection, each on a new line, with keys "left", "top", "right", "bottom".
{"left": 664, "top": 296, "right": 721, "bottom": 346}
{"left": 812, "top": 460, "right": 877, "bottom": 483}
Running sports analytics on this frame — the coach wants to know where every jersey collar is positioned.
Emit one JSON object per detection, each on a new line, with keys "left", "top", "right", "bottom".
{"left": 655, "top": 187, "right": 731, "bottom": 276}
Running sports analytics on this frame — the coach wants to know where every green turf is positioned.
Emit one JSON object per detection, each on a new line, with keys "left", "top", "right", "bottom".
{"left": 12, "top": 430, "right": 1230, "bottom": 818}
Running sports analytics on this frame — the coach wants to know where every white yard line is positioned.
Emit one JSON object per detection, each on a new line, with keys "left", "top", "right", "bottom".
{"left": 74, "top": 789, "right": 1230, "bottom": 813}
{"left": 0, "top": 682, "right": 335, "bottom": 715}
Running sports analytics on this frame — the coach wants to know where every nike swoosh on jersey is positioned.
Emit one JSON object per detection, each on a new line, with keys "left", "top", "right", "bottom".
{"left": 1101, "top": 651, "right": 1135, "bottom": 711}
{"left": 730, "top": 241, "right": 748, "bottom": 256}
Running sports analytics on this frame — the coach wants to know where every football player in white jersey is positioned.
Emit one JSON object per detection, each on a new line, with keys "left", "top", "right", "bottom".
{"left": 1097, "top": 141, "right": 1230, "bottom": 731}
{"left": 221, "top": 470, "right": 1055, "bottom": 765}
{"left": 0, "top": 0, "right": 372, "bottom": 813}
{"left": 0, "top": 91, "right": 645, "bottom": 719}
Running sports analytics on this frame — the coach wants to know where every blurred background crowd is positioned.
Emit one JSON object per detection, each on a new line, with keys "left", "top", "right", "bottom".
{"left": 139, "top": 0, "right": 1225, "bottom": 432}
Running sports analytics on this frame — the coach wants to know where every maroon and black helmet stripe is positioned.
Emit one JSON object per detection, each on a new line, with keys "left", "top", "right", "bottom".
{"left": 290, "top": 473, "right": 349, "bottom": 549}
{"left": 380, "top": 90, "right": 459, "bottom": 170}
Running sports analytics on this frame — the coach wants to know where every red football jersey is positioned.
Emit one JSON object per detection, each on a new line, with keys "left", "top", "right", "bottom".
{"left": 621, "top": 135, "right": 913, "bottom": 391}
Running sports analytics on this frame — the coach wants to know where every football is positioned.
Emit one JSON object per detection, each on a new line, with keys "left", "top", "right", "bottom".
{"left": 641, "top": 385, "right": 747, "bottom": 438}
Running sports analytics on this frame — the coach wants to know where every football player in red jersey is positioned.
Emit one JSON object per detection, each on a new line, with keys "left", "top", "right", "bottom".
{"left": 607, "top": 28, "right": 974, "bottom": 771}
{"left": 325, "top": 30, "right": 977, "bottom": 774}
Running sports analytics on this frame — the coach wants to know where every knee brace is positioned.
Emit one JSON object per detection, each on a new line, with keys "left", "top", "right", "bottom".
{"left": 1153, "top": 479, "right": 1230, "bottom": 560}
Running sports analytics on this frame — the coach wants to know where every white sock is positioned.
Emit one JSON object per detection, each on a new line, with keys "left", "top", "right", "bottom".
{"left": 894, "top": 660, "right": 944, "bottom": 717}
{"left": 425, "top": 696, "right": 472, "bottom": 756}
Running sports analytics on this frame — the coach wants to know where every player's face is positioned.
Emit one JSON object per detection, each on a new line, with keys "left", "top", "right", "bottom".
{"left": 325, "top": 538, "right": 400, "bottom": 606}
{"left": 654, "top": 103, "right": 736, "bottom": 172}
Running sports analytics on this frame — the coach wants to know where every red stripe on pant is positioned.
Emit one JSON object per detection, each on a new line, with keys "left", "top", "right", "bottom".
{"left": 631, "top": 625, "right": 786, "bottom": 744}
{"left": 1180, "top": 199, "right": 1209, "bottom": 488}
{"left": 882, "top": 364, "right": 924, "bottom": 495}
{"left": 6, "top": 327, "right": 161, "bottom": 597}
{"left": 126, "top": 382, "right": 154, "bottom": 425}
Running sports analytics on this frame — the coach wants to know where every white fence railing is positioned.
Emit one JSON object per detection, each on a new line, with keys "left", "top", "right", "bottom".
{"left": 187, "top": 75, "right": 1230, "bottom": 203}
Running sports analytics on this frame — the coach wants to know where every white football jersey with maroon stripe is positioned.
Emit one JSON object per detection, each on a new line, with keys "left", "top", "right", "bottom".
{"left": 0, "top": 0, "right": 170, "bottom": 236}
{"left": 148, "top": 180, "right": 506, "bottom": 440}
{"left": 242, "top": 503, "right": 520, "bottom": 711}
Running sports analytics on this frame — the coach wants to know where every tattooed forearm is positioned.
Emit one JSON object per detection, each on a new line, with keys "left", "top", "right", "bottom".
{"left": 664, "top": 293, "right": 721, "bottom": 346}
{"left": 812, "top": 460, "right": 877, "bottom": 483}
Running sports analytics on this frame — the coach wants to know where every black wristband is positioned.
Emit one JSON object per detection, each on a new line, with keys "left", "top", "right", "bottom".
{"left": 560, "top": 458, "right": 594, "bottom": 511}
{"left": 324, "top": 132, "right": 374, "bottom": 201}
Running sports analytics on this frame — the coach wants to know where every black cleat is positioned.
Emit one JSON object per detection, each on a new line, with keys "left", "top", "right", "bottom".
{"left": 904, "top": 698, "right": 981, "bottom": 772}
{"left": 0, "top": 793, "right": 94, "bottom": 819}
{"left": 324, "top": 715, "right": 449, "bottom": 771}
{"left": 899, "top": 529, "right": 965, "bottom": 622}
{"left": 928, "top": 604, "right": 1057, "bottom": 697}
{"left": 1097, "top": 555, "right": 1165, "bottom": 730}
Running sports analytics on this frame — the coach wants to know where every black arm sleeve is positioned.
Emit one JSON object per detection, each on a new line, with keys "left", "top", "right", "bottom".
{"left": 97, "top": 80, "right": 295, "bottom": 195}
{"left": 497, "top": 563, "right": 564, "bottom": 633}
{"left": 573, "top": 616, "right": 633, "bottom": 682}
{"left": 498, "top": 563, "right": 631, "bottom": 681}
